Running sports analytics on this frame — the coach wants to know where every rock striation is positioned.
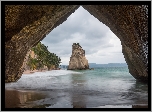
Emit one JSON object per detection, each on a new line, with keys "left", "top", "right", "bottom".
{"left": 68, "top": 43, "right": 89, "bottom": 70}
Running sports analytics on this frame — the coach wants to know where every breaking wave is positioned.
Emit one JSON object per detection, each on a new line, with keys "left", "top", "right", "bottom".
{"left": 5, "top": 70, "right": 82, "bottom": 90}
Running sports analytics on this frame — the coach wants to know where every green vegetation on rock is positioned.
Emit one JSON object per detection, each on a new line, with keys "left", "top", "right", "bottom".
{"left": 27, "top": 42, "right": 61, "bottom": 70}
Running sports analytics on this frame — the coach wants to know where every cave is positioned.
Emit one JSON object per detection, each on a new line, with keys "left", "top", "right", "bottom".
{"left": 5, "top": 5, "right": 148, "bottom": 83}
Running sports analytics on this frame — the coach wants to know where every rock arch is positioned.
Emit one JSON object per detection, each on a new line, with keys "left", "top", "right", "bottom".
{"left": 5, "top": 5, "right": 148, "bottom": 82}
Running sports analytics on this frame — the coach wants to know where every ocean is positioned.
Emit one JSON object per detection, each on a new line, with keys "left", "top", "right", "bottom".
{"left": 5, "top": 67, "right": 148, "bottom": 108}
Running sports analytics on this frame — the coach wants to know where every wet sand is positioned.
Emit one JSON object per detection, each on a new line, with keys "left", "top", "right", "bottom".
{"left": 23, "top": 69, "right": 61, "bottom": 74}
{"left": 5, "top": 89, "right": 47, "bottom": 108}
{"left": 23, "top": 70, "right": 47, "bottom": 74}
{"left": 5, "top": 89, "right": 148, "bottom": 108}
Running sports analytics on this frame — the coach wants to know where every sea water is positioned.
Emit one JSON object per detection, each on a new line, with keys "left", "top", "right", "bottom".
{"left": 5, "top": 67, "right": 148, "bottom": 108}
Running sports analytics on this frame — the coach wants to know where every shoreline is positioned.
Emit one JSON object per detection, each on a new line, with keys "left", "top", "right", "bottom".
{"left": 23, "top": 70, "right": 47, "bottom": 74}
{"left": 23, "top": 68, "right": 61, "bottom": 74}
{"left": 6, "top": 68, "right": 148, "bottom": 108}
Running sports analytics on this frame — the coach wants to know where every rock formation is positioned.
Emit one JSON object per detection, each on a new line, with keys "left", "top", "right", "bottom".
{"left": 68, "top": 43, "right": 89, "bottom": 70}
{"left": 4, "top": 5, "right": 148, "bottom": 82}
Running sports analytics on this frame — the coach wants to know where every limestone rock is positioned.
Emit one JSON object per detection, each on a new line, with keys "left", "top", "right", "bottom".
{"left": 4, "top": 5, "right": 148, "bottom": 82}
{"left": 68, "top": 43, "right": 89, "bottom": 70}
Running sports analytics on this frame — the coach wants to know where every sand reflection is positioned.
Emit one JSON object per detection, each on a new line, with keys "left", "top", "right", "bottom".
{"left": 70, "top": 73, "right": 87, "bottom": 108}
{"left": 5, "top": 89, "right": 46, "bottom": 108}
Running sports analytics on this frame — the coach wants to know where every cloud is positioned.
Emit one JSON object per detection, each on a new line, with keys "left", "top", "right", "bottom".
{"left": 41, "top": 6, "right": 126, "bottom": 65}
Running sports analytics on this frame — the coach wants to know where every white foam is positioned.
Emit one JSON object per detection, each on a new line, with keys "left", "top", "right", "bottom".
{"left": 5, "top": 70, "right": 82, "bottom": 90}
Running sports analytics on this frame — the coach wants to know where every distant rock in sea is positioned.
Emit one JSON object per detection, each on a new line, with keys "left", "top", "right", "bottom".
{"left": 68, "top": 43, "right": 89, "bottom": 70}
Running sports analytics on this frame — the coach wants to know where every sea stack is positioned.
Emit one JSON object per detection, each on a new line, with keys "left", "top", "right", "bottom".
{"left": 68, "top": 43, "right": 89, "bottom": 70}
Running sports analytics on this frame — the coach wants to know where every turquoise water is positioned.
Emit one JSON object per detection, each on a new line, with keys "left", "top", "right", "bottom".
{"left": 5, "top": 67, "right": 148, "bottom": 108}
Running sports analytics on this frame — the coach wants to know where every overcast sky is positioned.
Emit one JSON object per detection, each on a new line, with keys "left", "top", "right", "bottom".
{"left": 41, "top": 6, "right": 126, "bottom": 65}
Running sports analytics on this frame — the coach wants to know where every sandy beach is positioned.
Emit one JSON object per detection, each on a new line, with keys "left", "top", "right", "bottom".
{"left": 23, "top": 70, "right": 47, "bottom": 74}
{"left": 23, "top": 70, "right": 38, "bottom": 74}
{"left": 23, "top": 68, "right": 61, "bottom": 74}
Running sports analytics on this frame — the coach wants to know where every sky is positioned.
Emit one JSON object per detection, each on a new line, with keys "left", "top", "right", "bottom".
{"left": 41, "top": 6, "right": 126, "bottom": 65}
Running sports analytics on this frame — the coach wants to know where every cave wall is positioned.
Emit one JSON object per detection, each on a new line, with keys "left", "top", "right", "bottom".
{"left": 5, "top": 5, "right": 80, "bottom": 82}
{"left": 5, "top": 5, "right": 148, "bottom": 82}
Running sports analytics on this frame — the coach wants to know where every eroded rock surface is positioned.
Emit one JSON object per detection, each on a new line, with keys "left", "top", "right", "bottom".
{"left": 5, "top": 5, "right": 148, "bottom": 82}
{"left": 68, "top": 43, "right": 89, "bottom": 70}
{"left": 82, "top": 5, "right": 148, "bottom": 81}
{"left": 5, "top": 5, "right": 80, "bottom": 82}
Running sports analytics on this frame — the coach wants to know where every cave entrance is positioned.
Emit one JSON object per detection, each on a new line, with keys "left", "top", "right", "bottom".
{"left": 40, "top": 6, "right": 126, "bottom": 69}
{"left": 5, "top": 5, "right": 148, "bottom": 83}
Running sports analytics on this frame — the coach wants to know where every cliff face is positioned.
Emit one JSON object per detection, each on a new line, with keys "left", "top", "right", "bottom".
{"left": 68, "top": 43, "right": 89, "bottom": 70}
{"left": 5, "top": 5, "right": 148, "bottom": 82}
